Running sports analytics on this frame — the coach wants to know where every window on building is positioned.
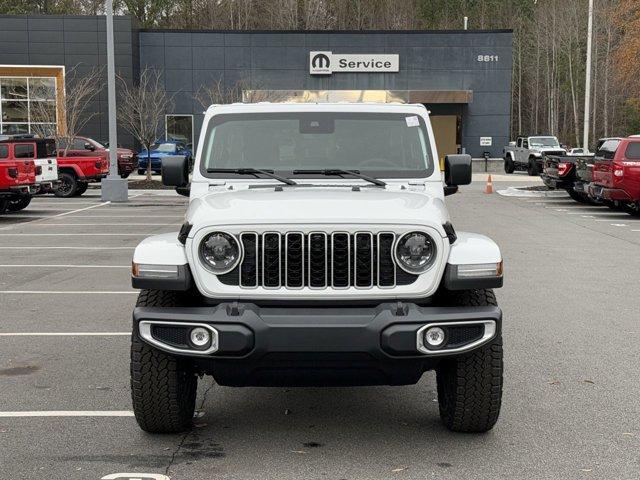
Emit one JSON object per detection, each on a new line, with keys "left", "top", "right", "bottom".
{"left": 166, "top": 115, "right": 193, "bottom": 149}
{"left": 0, "top": 77, "right": 57, "bottom": 136}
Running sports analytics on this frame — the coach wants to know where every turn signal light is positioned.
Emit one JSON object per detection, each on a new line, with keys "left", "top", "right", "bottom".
{"left": 457, "top": 261, "right": 503, "bottom": 278}
{"left": 132, "top": 262, "right": 179, "bottom": 278}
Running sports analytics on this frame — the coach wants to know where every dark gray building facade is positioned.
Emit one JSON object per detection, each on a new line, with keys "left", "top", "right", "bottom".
{"left": 0, "top": 15, "right": 512, "bottom": 158}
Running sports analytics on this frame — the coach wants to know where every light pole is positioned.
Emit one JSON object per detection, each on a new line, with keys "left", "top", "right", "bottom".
{"left": 582, "top": 0, "right": 594, "bottom": 152}
{"left": 101, "top": 0, "right": 128, "bottom": 202}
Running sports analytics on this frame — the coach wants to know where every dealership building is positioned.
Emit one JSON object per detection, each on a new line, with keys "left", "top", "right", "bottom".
{"left": 0, "top": 15, "right": 512, "bottom": 158}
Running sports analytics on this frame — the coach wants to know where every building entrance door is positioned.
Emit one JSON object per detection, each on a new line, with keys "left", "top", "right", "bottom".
{"left": 429, "top": 115, "right": 458, "bottom": 168}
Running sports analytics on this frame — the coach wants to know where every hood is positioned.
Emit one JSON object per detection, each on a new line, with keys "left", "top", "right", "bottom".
{"left": 534, "top": 146, "right": 566, "bottom": 153}
{"left": 186, "top": 186, "right": 448, "bottom": 233}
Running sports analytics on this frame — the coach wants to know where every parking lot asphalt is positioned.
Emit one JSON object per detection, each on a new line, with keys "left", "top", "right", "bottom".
{"left": 1, "top": 181, "right": 639, "bottom": 480}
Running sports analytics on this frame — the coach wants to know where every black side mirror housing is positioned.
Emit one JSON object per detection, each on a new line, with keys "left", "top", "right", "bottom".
{"left": 176, "top": 185, "right": 191, "bottom": 197}
{"left": 162, "top": 155, "right": 189, "bottom": 187}
{"left": 444, "top": 154, "right": 472, "bottom": 188}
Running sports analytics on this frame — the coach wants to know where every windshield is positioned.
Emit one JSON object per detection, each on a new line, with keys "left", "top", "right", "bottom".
{"left": 529, "top": 136, "right": 560, "bottom": 147}
{"left": 149, "top": 143, "right": 176, "bottom": 152}
{"left": 201, "top": 112, "right": 433, "bottom": 178}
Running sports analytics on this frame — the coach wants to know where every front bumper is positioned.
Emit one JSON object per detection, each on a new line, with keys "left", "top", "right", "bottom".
{"left": 134, "top": 302, "right": 502, "bottom": 386}
{"left": 588, "top": 184, "right": 632, "bottom": 201}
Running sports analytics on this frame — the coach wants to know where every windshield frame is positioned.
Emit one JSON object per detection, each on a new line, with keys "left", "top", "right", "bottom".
{"left": 199, "top": 112, "right": 434, "bottom": 180}
{"left": 529, "top": 136, "right": 560, "bottom": 147}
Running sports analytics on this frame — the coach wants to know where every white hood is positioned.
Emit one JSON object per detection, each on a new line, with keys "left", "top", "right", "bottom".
{"left": 186, "top": 185, "right": 448, "bottom": 235}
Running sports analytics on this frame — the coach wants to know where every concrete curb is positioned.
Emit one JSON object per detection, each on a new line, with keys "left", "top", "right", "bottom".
{"left": 497, "top": 187, "right": 569, "bottom": 198}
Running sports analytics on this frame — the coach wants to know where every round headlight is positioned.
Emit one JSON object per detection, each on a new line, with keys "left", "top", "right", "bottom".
{"left": 395, "top": 232, "right": 436, "bottom": 274}
{"left": 199, "top": 232, "right": 242, "bottom": 274}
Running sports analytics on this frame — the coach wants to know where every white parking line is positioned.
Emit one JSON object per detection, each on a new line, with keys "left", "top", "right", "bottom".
{"left": 0, "top": 291, "right": 137, "bottom": 294}
{"left": 0, "top": 246, "right": 134, "bottom": 250}
{"left": 566, "top": 212, "right": 629, "bottom": 215}
{"left": 0, "top": 265, "right": 129, "bottom": 268}
{"left": 0, "top": 411, "right": 134, "bottom": 417}
{"left": 21, "top": 223, "right": 180, "bottom": 226}
{"left": 0, "top": 332, "right": 130, "bottom": 336}
{"left": 0, "top": 233, "right": 154, "bottom": 236}
{"left": 2, "top": 215, "right": 184, "bottom": 219}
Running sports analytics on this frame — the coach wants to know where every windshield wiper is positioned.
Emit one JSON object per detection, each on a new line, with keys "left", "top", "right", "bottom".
{"left": 206, "top": 168, "right": 297, "bottom": 185}
{"left": 292, "top": 169, "right": 386, "bottom": 187}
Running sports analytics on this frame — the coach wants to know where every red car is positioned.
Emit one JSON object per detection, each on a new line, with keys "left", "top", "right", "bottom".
{"left": 0, "top": 142, "right": 37, "bottom": 213}
{"left": 590, "top": 136, "right": 640, "bottom": 215}
{"left": 59, "top": 136, "right": 138, "bottom": 178}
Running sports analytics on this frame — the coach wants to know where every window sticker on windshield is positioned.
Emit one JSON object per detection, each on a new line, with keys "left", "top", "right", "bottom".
{"left": 405, "top": 116, "right": 419, "bottom": 127}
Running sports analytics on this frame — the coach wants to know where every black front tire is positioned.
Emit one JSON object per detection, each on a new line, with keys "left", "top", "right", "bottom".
{"left": 0, "top": 199, "right": 8, "bottom": 214}
{"left": 568, "top": 189, "right": 589, "bottom": 203}
{"left": 527, "top": 159, "right": 539, "bottom": 176}
{"left": 131, "top": 290, "right": 198, "bottom": 433}
{"left": 436, "top": 289, "right": 503, "bottom": 433}
{"left": 504, "top": 157, "right": 515, "bottom": 174}
{"left": 7, "top": 196, "right": 32, "bottom": 212}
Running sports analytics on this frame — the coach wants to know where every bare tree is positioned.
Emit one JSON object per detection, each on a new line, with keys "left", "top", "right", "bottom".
{"left": 117, "top": 67, "right": 174, "bottom": 181}
{"left": 194, "top": 77, "right": 289, "bottom": 108}
{"left": 29, "top": 65, "right": 104, "bottom": 155}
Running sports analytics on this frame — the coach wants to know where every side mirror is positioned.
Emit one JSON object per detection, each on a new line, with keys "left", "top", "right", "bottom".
{"left": 161, "top": 155, "right": 189, "bottom": 187}
{"left": 84, "top": 142, "right": 95, "bottom": 151}
{"left": 444, "top": 154, "right": 472, "bottom": 188}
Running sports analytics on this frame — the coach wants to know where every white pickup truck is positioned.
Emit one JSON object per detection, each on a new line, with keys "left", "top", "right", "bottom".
{"left": 503, "top": 135, "right": 566, "bottom": 175}
{"left": 130, "top": 102, "right": 505, "bottom": 435}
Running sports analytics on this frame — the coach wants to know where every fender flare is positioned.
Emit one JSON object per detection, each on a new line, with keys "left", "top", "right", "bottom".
{"left": 444, "top": 232, "right": 503, "bottom": 290}
{"left": 133, "top": 232, "right": 187, "bottom": 265}
{"left": 448, "top": 232, "right": 502, "bottom": 265}
{"left": 58, "top": 164, "right": 83, "bottom": 178}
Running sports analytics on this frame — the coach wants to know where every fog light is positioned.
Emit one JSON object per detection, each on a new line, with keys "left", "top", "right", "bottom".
{"left": 424, "top": 327, "right": 445, "bottom": 347}
{"left": 190, "top": 327, "right": 211, "bottom": 348}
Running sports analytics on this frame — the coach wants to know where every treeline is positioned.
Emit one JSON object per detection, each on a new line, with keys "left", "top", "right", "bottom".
{"left": 2, "top": 0, "right": 639, "bottom": 147}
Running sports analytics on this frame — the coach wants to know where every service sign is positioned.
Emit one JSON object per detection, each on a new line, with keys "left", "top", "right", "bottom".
{"left": 310, "top": 51, "right": 399, "bottom": 75}
{"left": 480, "top": 137, "right": 493, "bottom": 146}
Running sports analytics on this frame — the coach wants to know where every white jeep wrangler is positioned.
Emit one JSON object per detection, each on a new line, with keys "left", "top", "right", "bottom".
{"left": 130, "top": 102, "right": 504, "bottom": 434}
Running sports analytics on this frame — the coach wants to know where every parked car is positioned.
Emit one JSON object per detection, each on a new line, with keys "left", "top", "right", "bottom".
{"left": 59, "top": 136, "right": 138, "bottom": 178}
{"left": 54, "top": 154, "right": 108, "bottom": 198}
{"left": 504, "top": 135, "right": 566, "bottom": 175}
{"left": 574, "top": 138, "right": 622, "bottom": 204}
{"left": 567, "top": 147, "right": 590, "bottom": 156}
{"left": 541, "top": 154, "right": 588, "bottom": 202}
{"left": 130, "top": 102, "right": 505, "bottom": 434}
{"left": 137, "top": 140, "right": 192, "bottom": 175}
{"left": 0, "top": 141, "right": 37, "bottom": 213}
{"left": 589, "top": 136, "right": 640, "bottom": 215}
{"left": 0, "top": 137, "right": 59, "bottom": 211}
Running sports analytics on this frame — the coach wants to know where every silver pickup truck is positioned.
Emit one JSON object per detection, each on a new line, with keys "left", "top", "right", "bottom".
{"left": 503, "top": 136, "right": 566, "bottom": 176}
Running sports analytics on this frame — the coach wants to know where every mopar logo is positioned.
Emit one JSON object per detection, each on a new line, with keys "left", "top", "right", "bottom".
{"left": 309, "top": 51, "right": 332, "bottom": 74}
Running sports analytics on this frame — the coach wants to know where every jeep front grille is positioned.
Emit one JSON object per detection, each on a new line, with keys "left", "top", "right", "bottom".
{"left": 217, "top": 232, "right": 418, "bottom": 289}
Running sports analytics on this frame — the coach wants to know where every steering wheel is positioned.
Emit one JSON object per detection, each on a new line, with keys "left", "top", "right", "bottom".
{"left": 357, "top": 158, "right": 397, "bottom": 169}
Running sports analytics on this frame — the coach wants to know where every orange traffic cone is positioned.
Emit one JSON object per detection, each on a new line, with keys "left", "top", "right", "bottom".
{"left": 484, "top": 174, "right": 494, "bottom": 194}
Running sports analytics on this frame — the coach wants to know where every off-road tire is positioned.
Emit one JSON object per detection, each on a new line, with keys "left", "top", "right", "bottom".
{"left": 131, "top": 289, "right": 198, "bottom": 433}
{"left": 54, "top": 172, "right": 78, "bottom": 198}
{"left": 74, "top": 182, "right": 88, "bottom": 196}
{"left": 436, "top": 289, "right": 503, "bottom": 433}
{"left": 0, "top": 199, "right": 8, "bottom": 213}
{"left": 527, "top": 158, "right": 539, "bottom": 176}
{"left": 7, "top": 196, "right": 32, "bottom": 212}
{"left": 622, "top": 201, "right": 640, "bottom": 217}
{"left": 568, "top": 189, "right": 589, "bottom": 203}
{"left": 504, "top": 157, "right": 515, "bottom": 174}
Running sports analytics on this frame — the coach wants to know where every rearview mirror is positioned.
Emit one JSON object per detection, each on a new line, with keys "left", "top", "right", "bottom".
{"left": 161, "top": 155, "right": 189, "bottom": 187}
{"left": 444, "top": 154, "right": 472, "bottom": 187}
